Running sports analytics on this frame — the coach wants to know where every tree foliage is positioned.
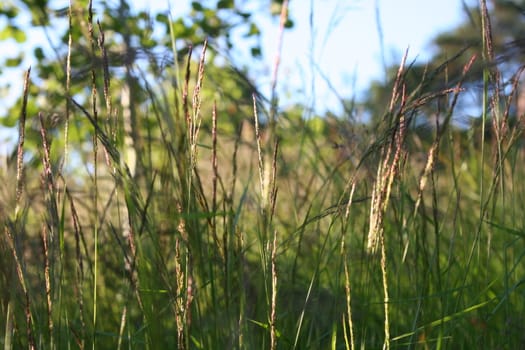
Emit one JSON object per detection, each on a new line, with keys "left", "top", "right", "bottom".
{"left": 361, "top": 0, "right": 525, "bottom": 128}
{"left": 0, "top": 0, "right": 289, "bottom": 161}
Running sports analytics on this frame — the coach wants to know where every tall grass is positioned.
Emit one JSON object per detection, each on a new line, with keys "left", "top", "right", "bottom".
{"left": 1, "top": 2, "right": 525, "bottom": 349}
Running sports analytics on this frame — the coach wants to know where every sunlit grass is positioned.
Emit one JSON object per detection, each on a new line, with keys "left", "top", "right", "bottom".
{"left": 1, "top": 2, "right": 525, "bottom": 350}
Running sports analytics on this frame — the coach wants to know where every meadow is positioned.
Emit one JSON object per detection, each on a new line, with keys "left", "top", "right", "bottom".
{"left": 1, "top": 2, "right": 525, "bottom": 349}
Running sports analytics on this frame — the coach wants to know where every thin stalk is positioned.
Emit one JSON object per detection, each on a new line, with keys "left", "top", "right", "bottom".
{"left": 87, "top": 2, "right": 99, "bottom": 346}
{"left": 60, "top": 0, "right": 73, "bottom": 173}
{"left": 15, "top": 67, "right": 31, "bottom": 217}
{"left": 41, "top": 226, "right": 53, "bottom": 348}
{"left": 342, "top": 182, "right": 357, "bottom": 350}
{"left": 270, "top": 230, "right": 278, "bottom": 350}
{"left": 479, "top": 0, "right": 489, "bottom": 220}
{"left": 269, "top": 0, "right": 289, "bottom": 130}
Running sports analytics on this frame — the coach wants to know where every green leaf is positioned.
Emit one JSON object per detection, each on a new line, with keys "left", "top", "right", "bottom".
{"left": 236, "top": 11, "right": 251, "bottom": 20}
{"left": 34, "top": 47, "right": 45, "bottom": 60}
{"left": 191, "top": 2, "right": 204, "bottom": 11}
{"left": 246, "top": 23, "right": 260, "bottom": 36}
{"left": 248, "top": 319, "right": 282, "bottom": 337}
{"left": 140, "top": 36, "right": 156, "bottom": 49}
{"left": 3, "top": 99, "right": 38, "bottom": 127}
{"left": 156, "top": 13, "right": 168, "bottom": 25}
{"left": 251, "top": 46, "right": 261, "bottom": 58}
{"left": 172, "top": 18, "right": 194, "bottom": 39}
{"left": 29, "top": 0, "right": 50, "bottom": 26}
{"left": 217, "top": 0, "right": 233, "bottom": 9}
{"left": 138, "top": 11, "right": 150, "bottom": 21}
{"left": 1, "top": 108, "right": 18, "bottom": 127}
{"left": 6, "top": 55, "right": 23, "bottom": 67}
{"left": 0, "top": 6, "right": 19, "bottom": 19}
{"left": 0, "top": 24, "right": 27, "bottom": 43}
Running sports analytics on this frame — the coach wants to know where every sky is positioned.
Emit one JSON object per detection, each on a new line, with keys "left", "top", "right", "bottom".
{"left": 266, "top": 0, "right": 469, "bottom": 113}
{"left": 133, "top": 0, "right": 470, "bottom": 112}
{"left": 0, "top": 0, "right": 471, "bottom": 154}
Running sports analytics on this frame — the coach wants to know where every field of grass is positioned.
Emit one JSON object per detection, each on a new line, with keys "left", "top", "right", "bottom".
{"left": 1, "top": 3, "right": 525, "bottom": 349}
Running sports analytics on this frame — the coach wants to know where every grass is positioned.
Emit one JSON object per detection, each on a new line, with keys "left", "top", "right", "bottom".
{"left": 1, "top": 1, "right": 525, "bottom": 349}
